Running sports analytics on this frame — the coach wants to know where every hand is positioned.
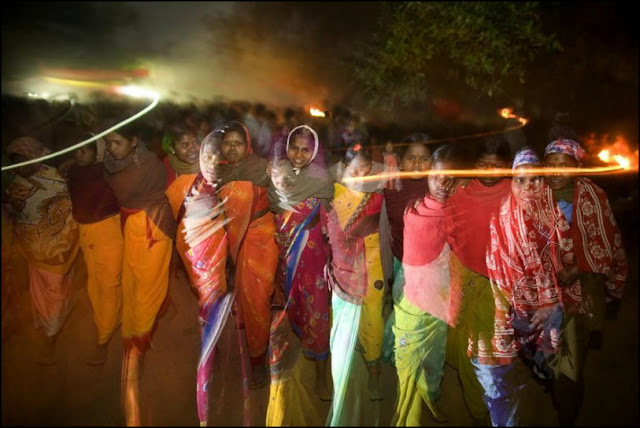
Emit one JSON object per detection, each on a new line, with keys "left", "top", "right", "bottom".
{"left": 529, "top": 306, "right": 554, "bottom": 331}
{"left": 404, "top": 196, "right": 423, "bottom": 215}
{"left": 557, "top": 264, "right": 581, "bottom": 286}
{"left": 57, "top": 158, "right": 75, "bottom": 178}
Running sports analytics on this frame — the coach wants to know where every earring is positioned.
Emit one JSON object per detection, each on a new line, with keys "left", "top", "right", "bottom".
{"left": 133, "top": 145, "right": 139, "bottom": 164}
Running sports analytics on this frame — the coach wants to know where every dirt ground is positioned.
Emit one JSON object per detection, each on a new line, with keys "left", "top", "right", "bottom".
{"left": 1, "top": 228, "right": 638, "bottom": 427}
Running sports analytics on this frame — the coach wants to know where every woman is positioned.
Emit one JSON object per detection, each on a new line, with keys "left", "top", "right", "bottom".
{"left": 265, "top": 125, "right": 335, "bottom": 425}
{"left": 3, "top": 137, "right": 79, "bottom": 366}
{"left": 178, "top": 133, "right": 233, "bottom": 426}
{"left": 445, "top": 136, "right": 512, "bottom": 424}
{"left": 381, "top": 133, "right": 432, "bottom": 367}
{"left": 164, "top": 123, "right": 202, "bottom": 280}
{"left": 392, "top": 144, "right": 460, "bottom": 425}
{"left": 326, "top": 138, "right": 391, "bottom": 425}
{"left": 103, "top": 121, "right": 176, "bottom": 426}
{"left": 542, "top": 139, "right": 627, "bottom": 425}
{"left": 474, "top": 148, "right": 567, "bottom": 426}
{"left": 213, "top": 121, "right": 278, "bottom": 389}
{"left": 66, "top": 134, "right": 123, "bottom": 366}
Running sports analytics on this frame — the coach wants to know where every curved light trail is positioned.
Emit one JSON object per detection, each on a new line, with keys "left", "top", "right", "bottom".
{"left": 2, "top": 85, "right": 160, "bottom": 171}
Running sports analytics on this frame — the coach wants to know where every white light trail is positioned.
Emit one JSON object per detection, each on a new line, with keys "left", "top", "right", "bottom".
{"left": 2, "top": 85, "right": 160, "bottom": 171}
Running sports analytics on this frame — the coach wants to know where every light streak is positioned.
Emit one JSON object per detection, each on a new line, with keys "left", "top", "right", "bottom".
{"left": 346, "top": 105, "right": 531, "bottom": 153}
{"left": 2, "top": 85, "right": 160, "bottom": 171}
{"left": 342, "top": 164, "right": 636, "bottom": 184}
{"left": 44, "top": 76, "right": 114, "bottom": 89}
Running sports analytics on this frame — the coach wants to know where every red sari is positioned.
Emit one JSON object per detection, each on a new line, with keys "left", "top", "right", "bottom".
{"left": 570, "top": 177, "right": 627, "bottom": 300}
{"left": 482, "top": 188, "right": 569, "bottom": 365}
{"left": 274, "top": 198, "right": 331, "bottom": 359}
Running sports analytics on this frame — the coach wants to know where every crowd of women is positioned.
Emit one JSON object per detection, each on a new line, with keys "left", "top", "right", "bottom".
{"left": 1, "top": 101, "right": 628, "bottom": 427}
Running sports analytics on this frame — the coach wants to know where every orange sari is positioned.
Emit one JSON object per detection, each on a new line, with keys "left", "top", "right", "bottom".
{"left": 219, "top": 181, "right": 277, "bottom": 360}
{"left": 165, "top": 173, "right": 198, "bottom": 281}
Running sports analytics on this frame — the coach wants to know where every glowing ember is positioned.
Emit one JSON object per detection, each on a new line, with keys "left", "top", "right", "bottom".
{"left": 309, "top": 107, "right": 326, "bottom": 117}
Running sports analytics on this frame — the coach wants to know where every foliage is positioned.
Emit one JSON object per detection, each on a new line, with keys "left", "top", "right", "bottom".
{"left": 349, "top": 2, "right": 561, "bottom": 109}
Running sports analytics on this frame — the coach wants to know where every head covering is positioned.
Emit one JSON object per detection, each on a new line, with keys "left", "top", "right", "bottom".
{"left": 217, "top": 120, "right": 253, "bottom": 163}
{"left": 286, "top": 125, "right": 319, "bottom": 173}
{"left": 6, "top": 137, "right": 51, "bottom": 160}
{"left": 206, "top": 122, "right": 270, "bottom": 188}
{"left": 512, "top": 147, "right": 541, "bottom": 169}
{"left": 544, "top": 139, "right": 585, "bottom": 162}
{"left": 267, "top": 157, "right": 334, "bottom": 214}
{"left": 75, "top": 132, "right": 107, "bottom": 163}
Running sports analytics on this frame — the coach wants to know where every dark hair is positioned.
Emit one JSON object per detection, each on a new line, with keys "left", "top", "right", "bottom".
{"left": 289, "top": 126, "right": 316, "bottom": 146}
{"left": 222, "top": 121, "right": 249, "bottom": 142}
{"left": 101, "top": 118, "right": 146, "bottom": 142}
{"left": 253, "top": 103, "right": 266, "bottom": 116}
{"left": 284, "top": 108, "right": 296, "bottom": 120}
{"left": 343, "top": 140, "right": 373, "bottom": 166}
{"left": 430, "top": 144, "right": 462, "bottom": 167}
{"left": 400, "top": 132, "right": 431, "bottom": 158}
{"left": 476, "top": 135, "right": 512, "bottom": 163}
{"left": 403, "top": 132, "right": 431, "bottom": 144}
{"left": 73, "top": 132, "right": 97, "bottom": 152}
{"left": 342, "top": 130, "right": 370, "bottom": 147}
{"left": 168, "top": 123, "right": 198, "bottom": 146}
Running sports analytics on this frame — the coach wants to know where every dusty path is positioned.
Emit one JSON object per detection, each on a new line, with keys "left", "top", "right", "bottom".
{"left": 2, "top": 239, "right": 638, "bottom": 426}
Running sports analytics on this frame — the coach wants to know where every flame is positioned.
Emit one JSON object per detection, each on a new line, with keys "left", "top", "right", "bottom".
{"left": 613, "top": 155, "right": 631, "bottom": 169}
{"left": 594, "top": 134, "right": 637, "bottom": 170}
{"left": 499, "top": 107, "right": 528, "bottom": 130}
{"left": 499, "top": 108, "right": 511, "bottom": 118}
{"left": 598, "top": 149, "right": 610, "bottom": 163}
{"left": 309, "top": 107, "right": 326, "bottom": 117}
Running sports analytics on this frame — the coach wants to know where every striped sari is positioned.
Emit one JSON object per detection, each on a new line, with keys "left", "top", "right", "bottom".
{"left": 173, "top": 173, "right": 232, "bottom": 426}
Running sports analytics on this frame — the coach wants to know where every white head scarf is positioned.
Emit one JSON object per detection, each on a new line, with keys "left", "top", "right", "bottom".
{"left": 286, "top": 125, "right": 319, "bottom": 174}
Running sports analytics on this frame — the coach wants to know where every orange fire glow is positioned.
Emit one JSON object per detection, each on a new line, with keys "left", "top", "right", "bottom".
{"left": 594, "top": 134, "right": 638, "bottom": 170}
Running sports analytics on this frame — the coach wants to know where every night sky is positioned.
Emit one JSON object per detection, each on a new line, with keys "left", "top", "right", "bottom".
{"left": 1, "top": 2, "right": 638, "bottom": 135}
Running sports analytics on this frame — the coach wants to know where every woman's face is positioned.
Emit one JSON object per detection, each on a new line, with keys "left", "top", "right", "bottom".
{"left": 74, "top": 145, "right": 97, "bottom": 166}
{"left": 475, "top": 153, "right": 509, "bottom": 187}
{"left": 173, "top": 132, "right": 201, "bottom": 165}
{"left": 512, "top": 165, "right": 544, "bottom": 209}
{"left": 384, "top": 141, "right": 394, "bottom": 153}
{"left": 344, "top": 154, "right": 372, "bottom": 178}
{"left": 270, "top": 162, "right": 295, "bottom": 193}
{"left": 543, "top": 152, "right": 577, "bottom": 191}
{"left": 287, "top": 136, "right": 314, "bottom": 169}
{"left": 428, "top": 160, "right": 455, "bottom": 203}
{"left": 200, "top": 145, "right": 218, "bottom": 184}
{"left": 105, "top": 132, "right": 137, "bottom": 160}
{"left": 401, "top": 143, "right": 431, "bottom": 180}
{"left": 8, "top": 153, "right": 40, "bottom": 178}
{"left": 220, "top": 130, "right": 247, "bottom": 163}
